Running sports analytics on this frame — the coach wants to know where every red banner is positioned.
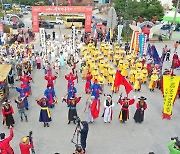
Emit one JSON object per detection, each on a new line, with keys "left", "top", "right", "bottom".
{"left": 32, "top": 6, "right": 92, "bottom": 33}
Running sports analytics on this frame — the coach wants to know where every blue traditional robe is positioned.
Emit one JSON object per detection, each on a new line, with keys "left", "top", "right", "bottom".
{"left": 90, "top": 84, "right": 103, "bottom": 100}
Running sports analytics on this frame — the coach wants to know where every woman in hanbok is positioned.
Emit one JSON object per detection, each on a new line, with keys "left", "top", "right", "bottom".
{"left": 59, "top": 52, "right": 65, "bottom": 68}
{"left": 103, "top": 95, "right": 114, "bottom": 123}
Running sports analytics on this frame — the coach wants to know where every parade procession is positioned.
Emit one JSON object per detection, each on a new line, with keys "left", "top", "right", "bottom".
{"left": 0, "top": 0, "right": 180, "bottom": 154}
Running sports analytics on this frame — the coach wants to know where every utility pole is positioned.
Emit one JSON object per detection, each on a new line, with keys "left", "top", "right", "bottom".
{"left": 169, "top": 0, "right": 180, "bottom": 39}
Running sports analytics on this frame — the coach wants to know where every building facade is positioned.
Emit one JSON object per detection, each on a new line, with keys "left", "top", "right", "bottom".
{"left": 57, "top": 0, "right": 94, "bottom": 5}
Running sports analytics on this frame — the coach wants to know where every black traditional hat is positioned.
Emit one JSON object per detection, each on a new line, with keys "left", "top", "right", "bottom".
{"left": 107, "top": 94, "right": 112, "bottom": 98}
{"left": 138, "top": 96, "right": 147, "bottom": 100}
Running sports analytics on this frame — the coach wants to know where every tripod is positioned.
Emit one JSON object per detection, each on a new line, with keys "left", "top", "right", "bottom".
{"left": 71, "top": 122, "right": 81, "bottom": 146}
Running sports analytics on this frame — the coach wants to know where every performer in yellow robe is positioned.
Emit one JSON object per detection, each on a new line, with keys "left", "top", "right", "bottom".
{"left": 148, "top": 69, "right": 159, "bottom": 91}
{"left": 114, "top": 44, "right": 120, "bottom": 54}
{"left": 89, "top": 60, "right": 96, "bottom": 72}
{"left": 134, "top": 70, "right": 143, "bottom": 92}
{"left": 98, "top": 60, "right": 105, "bottom": 71}
{"left": 100, "top": 41, "right": 105, "bottom": 51}
{"left": 118, "top": 58, "right": 124, "bottom": 72}
{"left": 113, "top": 53, "right": 119, "bottom": 66}
{"left": 108, "top": 67, "right": 115, "bottom": 86}
{"left": 81, "top": 65, "right": 88, "bottom": 81}
{"left": 92, "top": 67, "right": 99, "bottom": 80}
{"left": 142, "top": 64, "right": 148, "bottom": 84}
{"left": 129, "top": 65, "right": 136, "bottom": 84}
{"left": 103, "top": 63, "right": 109, "bottom": 78}
{"left": 108, "top": 49, "right": 114, "bottom": 62}
{"left": 104, "top": 46, "right": 109, "bottom": 57}
{"left": 135, "top": 58, "right": 143, "bottom": 70}
{"left": 88, "top": 42, "right": 93, "bottom": 51}
{"left": 121, "top": 61, "right": 129, "bottom": 78}
{"left": 98, "top": 72, "right": 105, "bottom": 90}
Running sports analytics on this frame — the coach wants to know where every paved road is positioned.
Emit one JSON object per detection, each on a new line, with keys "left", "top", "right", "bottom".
{"left": 0, "top": 12, "right": 179, "bottom": 154}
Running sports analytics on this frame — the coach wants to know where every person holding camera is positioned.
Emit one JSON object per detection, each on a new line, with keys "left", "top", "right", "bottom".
{"left": 79, "top": 121, "right": 89, "bottom": 153}
{"left": 19, "top": 136, "right": 34, "bottom": 154}
{"left": 0, "top": 126, "right": 14, "bottom": 153}
{"left": 168, "top": 138, "right": 180, "bottom": 154}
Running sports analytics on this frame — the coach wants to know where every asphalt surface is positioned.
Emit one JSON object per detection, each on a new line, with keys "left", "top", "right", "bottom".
{"left": 0, "top": 11, "right": 180, "bottom": 154}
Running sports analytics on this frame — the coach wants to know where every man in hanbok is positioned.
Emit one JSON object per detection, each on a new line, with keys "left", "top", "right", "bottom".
{"left": 2, "top": 101, "right": 15, "bottom": 129}
{"left": 37, "top": 97, "right": 52, "bottom": 127}
{"left": 63, "top": 96, "right": 81, "bottom": 124}
{"left": 44, "top": 84, "right": 57, "bottom": 108}
{"left": 67, "top": 83, "right": 77, "bottom": 100}
{"left": 133, "top": 96, "right": 147, "bottom": 123}
{"left": 148, "top": 69, "right": 159, "bottom": 92}
{"left": 44, "top": 71, "right": 57, "bottom": 88}
{"left": 89, "top": 79, "right": 103, "bottom": 100}
{"left": 16, "top": 84, "right": 30, "bottom": 110}
{"left": 85, "top": 72, "right": 92, "bottom": 94}
{"left": 54, "top": 59, "right": 60, "bottom": 77}
{"left": 20, "top": 74, "right": 33, "bottom": 96}
{"left": 118, "top": 96, "right": 135, "bottom": 123}
{"left": 103, "top": 95, "right": 114, "bottom": 123}
{"left": 65, "top": 72, "right": 77, "bottom": 89}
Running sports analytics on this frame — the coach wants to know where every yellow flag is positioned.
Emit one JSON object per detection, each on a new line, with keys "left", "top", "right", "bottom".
{"left": 110, "top": 28, "right": 113, "bottom": 40}
{"left": 163, "top": 75, "right": 180, "bottom": 115}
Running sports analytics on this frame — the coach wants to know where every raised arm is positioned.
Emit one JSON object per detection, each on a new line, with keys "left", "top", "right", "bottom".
{"left": 129, "top": 99, "right": 135, "bottom": 105}
{"left": 6, "top": 127, "right": 14, "bottom": 142}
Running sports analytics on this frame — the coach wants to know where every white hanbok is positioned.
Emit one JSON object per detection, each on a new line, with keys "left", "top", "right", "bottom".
{"left": 85, "top": 99, "right": 94, "bottom": 123}
{"left": 54, "top": 60, "right": 60, "bottom": 76}
{"left": 103, "top": 100, "right": 114, "bottom": 123}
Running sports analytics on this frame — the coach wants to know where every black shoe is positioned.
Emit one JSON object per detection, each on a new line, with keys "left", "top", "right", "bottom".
{"left": 21, "top": 117, "right": 23, "bottom": 122}
{"left": 44, "top": 123, "right": 46, "bottom": 127}
{"left": 68, "top": 121, "right": 71, "bottom": 124}
{"left": 73, "top": 120, "right": 76, "bottom": 124}
{"left": 47, "top": 123, "right": 49, "bottom": 127}
{"left": 26, "top": 107, "right": 29, "bottom": 110}
{"left": 25, "top": 116, "right": 28, "bottom": 122}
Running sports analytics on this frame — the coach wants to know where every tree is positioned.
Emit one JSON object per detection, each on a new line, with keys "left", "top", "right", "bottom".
{"left": 114, "top": 0, "right": 164, "bottom": 21}
{"left": 172, "top": 0, "right": 180, "bottom": 8}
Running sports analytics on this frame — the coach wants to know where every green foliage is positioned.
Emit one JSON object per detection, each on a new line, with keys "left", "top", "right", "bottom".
{"left": 114, "top": 0, "right": 164, "bottom": 21}
{"left": 13, "top": 0, "right": 51, "bottom": 6}
{"left": 172, "top": 0, "right": 180, "bottom": 8}
{"left": 4, "top": 25, "right": 12, "bottom": 33}
{"left": 0, "top": 9, "right": 4, "bottom": 18}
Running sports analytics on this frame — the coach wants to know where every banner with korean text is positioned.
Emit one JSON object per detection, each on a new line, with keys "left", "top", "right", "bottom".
{"left": 163, "top": 75, "right": 180, "bottom": 115}
{"left": 118, "top": 25, "right": 123, "bottom": 45}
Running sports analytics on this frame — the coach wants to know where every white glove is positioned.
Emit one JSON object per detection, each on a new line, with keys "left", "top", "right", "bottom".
{"left": 133, "top": 95, "right": 136, "bottom": 99}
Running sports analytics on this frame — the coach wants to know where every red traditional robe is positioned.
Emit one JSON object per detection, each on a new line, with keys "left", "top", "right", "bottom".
{"left": 0, "top": 128, "right": 14, "bottom": 154}
{"left": 91, "top": 99, "right": 101, "bottom": 119}
{"left": 172, "top": 53, "right": 180, "bottom": 69}
{"left": 20, "top": 75, "right": 32, "bottom": 96}
{"left": 65, "top": 73, "right": 77, "bottom": 88}
{"left": 44, "top": 75, "right": 57, "bottom": 88}
{"left": 85, "top": 74, "right": 92, "bottom": 93}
